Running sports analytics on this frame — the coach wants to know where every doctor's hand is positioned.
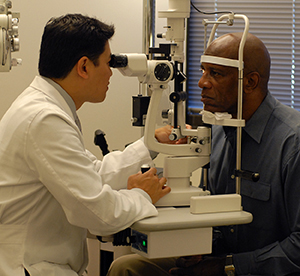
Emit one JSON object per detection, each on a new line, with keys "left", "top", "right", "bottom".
{"left": 127, "top": 167, "right": 171, "bottom": 204}
{"left": 169, "top": 255, "right": 226, "bottom": 276}
{"left": 155, "top": 125, "right": 192, "bottom": 144}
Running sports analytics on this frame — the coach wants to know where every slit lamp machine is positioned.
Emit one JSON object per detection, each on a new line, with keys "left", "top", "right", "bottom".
{"left": 108, "top": 0, "right": 256, "bottom": 259}
{"left": 0, "top": 0, "right": 20, "bottom": 72}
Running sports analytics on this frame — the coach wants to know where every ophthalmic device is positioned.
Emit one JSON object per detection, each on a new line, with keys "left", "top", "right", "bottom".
{"left": 0, "top": 0, "right": 20, "bottom": 72}
{"left": 108, "top": 0, "right": 254, "bottom": 259}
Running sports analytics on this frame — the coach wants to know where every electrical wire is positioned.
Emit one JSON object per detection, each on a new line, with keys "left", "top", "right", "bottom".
{"left": 190, "top": 0, "right": 233, "bottom": 15}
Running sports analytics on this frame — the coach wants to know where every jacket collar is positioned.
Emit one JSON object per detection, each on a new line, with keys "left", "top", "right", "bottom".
{"left": 222, "top": 92, "right": 275, "bottom": 144}
{"left": 243, "top": 92, "right": 275, "bottom": 144}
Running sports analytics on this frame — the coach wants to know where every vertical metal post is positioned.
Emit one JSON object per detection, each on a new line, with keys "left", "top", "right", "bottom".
{"left": 142, "top": 0, "right": 155, "bottom": 99}
{"left": 235, "top": 15, "right": 249, "bottom": 194}
{"left": 143, "top": 0, "right": 155, "bottom": 55}
{"left": 141, "top": 0, "right": 156, "bottom": 137}
{"left": 236, "top": 72, "right": 243, "bottom": 194}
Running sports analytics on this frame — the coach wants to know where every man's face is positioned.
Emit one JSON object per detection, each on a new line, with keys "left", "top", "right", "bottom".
{"left": 198, "top": 62, "right": 238, "bottom": 116}
{"left": 87, "top": 41, "right": 113, "bottom": 103}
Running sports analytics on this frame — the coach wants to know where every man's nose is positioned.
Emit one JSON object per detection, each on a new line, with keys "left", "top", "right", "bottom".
{"left": 198, "top": 73, "right": 211, "bottom": 89}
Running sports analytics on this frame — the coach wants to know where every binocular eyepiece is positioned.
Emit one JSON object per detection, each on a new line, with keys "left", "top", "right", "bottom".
{"left": 109, "top": 54, "right": 128, "bottom": 68}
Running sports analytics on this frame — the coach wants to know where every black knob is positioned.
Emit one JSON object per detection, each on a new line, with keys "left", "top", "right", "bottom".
{"left": 154, "top": 63, "right": 172, "bottom": 81}
{"left": 141, "top": 164, "right": 151, "bottom": 173}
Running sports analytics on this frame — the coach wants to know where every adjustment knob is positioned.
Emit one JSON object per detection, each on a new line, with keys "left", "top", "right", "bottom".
{"left": 141, "top": 164, "right": 151, "bottom": 173}
{"left": 169, "top": 133, "right": 177, "bottom": 141}
{"left": 154, "top": 63, "right": 172, "bottom": 81}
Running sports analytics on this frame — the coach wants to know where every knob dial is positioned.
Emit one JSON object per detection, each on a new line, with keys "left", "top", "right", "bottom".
{"left": 154, "top": 63, "right": 171, "bottom": 81}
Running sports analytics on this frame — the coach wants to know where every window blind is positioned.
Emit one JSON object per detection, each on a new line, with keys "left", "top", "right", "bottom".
{"left": 187, "top": 0, "right": 300, "bottom": 110}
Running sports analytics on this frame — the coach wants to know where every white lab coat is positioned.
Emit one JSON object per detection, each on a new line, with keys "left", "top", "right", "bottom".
{"left": 0, "top": 76, "right": 157, "bottom": 276}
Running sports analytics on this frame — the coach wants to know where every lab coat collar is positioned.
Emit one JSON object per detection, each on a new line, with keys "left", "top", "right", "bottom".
{"left": 41, "top": 77, "right": 82, "bottom": 132}
{"left": 30, "top": 76, "right": 75, "bottom": 122}
{"left": 42, "top": 77, "right": 77, "bottom": 117}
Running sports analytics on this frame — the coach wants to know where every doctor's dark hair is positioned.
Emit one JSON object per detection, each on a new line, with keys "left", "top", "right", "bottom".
{"left": 38, "top": 14, "right": 115, "bottom": 79}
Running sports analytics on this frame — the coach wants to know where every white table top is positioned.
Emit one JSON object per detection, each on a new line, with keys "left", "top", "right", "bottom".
{"left": 132, "top": 207, "right": 253, "bottom": 232}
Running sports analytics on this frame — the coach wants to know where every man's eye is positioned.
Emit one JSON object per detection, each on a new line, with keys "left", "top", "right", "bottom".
{"left": 211, "top": 70, "right": 221, "bottom": 77}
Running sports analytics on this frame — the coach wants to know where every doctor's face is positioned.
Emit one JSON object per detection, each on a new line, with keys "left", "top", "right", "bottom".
{"left": 88, "top": 41, "right": 113, "bottom": 103}
{"left": 198, "top": 62, "right": 239, "bottom": 117}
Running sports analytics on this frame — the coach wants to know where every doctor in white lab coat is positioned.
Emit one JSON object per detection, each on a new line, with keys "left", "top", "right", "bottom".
{"left": 0, "top": 14, "right": 174, "bottom": 276}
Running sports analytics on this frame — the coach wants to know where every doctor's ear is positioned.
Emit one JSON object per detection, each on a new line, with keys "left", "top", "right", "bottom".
{"left": 76, "top": 56, "right": 89, "bottom": 79}
{"left": 244, "top": 72, "right": 260, "bottom": 93}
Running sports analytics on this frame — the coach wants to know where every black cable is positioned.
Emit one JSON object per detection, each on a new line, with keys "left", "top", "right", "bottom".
{"left": 190, "top": 0, "right": 233, "bottom": 15}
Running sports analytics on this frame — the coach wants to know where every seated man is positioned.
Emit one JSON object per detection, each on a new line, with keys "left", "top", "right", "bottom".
{"left": 107, "top": 33, "right": 300, "bottom": 276}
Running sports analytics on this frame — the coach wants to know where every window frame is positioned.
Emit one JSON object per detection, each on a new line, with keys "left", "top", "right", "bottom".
{"left": 186, "top": 0, "right": 299, "bottom": 111}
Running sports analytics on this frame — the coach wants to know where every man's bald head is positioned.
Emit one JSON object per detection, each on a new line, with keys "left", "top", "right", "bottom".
{"left": 205, "top": 32, "right": 270, "bottom": 91}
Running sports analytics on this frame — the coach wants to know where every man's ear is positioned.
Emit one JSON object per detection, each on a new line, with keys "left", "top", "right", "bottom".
{"left": 244, "top": 72, "right": 260, "bottom": 94}
{"left": 76, "top": 56, "right": 89, "bottom": 79}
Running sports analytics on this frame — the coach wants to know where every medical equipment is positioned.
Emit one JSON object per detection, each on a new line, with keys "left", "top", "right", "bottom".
{"left": 110, "top": 53, "right": 211, "bottom": 206}
{"left": 111, "top": 51, "right": 212, "bottom": 206}
{"left": 110, "top": 0, "right": 211, "bottom": 207}
{"left": 0, "top": 0, "right": 20, "bottom": 72}
{"left": 200, "top": 13, "right": 260, "bottom": 194}
{"left": 110, "top": 0, "right": 255, "bottom": 259}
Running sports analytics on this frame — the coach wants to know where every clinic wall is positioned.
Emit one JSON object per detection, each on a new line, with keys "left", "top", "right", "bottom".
{"left": 0, "top": 0, "right": 167, "bottom": 158}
